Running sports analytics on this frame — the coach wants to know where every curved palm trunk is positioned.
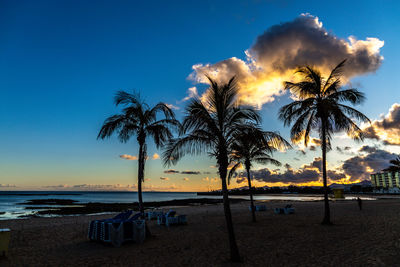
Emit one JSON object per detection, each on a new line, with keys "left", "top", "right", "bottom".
{"left": 246, "top": 165, "right": 256, "bottom": 222}
{"left": 219, "top": 163, "right": 241, "bottom": 262}
{"left": 321, "top": 121, "right": 331, "bottom": 225}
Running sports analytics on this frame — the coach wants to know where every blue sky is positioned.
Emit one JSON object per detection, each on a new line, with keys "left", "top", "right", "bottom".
{"left": 1, "top": 0, "right": 399, "bottom": 191}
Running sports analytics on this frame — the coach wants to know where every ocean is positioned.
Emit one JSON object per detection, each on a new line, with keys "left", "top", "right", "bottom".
{"left": 0, "top": 191, "right": 376, "bottom": 220}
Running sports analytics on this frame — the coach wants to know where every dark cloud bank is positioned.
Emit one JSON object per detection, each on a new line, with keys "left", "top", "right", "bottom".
{"left": 236, "top": 146, "right": 397, "bottom": 184}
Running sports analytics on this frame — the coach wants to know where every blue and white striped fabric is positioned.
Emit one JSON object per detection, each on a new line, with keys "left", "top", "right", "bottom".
{"left": 88, "top": 211, "right": 146, "bottom": 246}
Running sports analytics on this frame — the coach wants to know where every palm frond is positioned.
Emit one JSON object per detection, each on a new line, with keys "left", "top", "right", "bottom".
{"left": 328, "top": 89, "right": 366, "bottom": 105}
{"left": 227, "top": 162, "right": 241, "bottom": 185}
{"left": 97, "top": 114, "right": 129, "bottom": 139}
{"left": 323, "top": 59, "right": 346, "bottom": 93}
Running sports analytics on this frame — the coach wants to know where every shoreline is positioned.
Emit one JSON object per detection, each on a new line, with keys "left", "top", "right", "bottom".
{"left": 12, "top": 198, "right": 247, "bottom": 218}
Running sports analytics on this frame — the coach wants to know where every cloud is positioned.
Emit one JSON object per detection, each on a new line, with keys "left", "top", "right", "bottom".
{"left": 44, "top": 184, "right": 71, "bottom": 188}
{"left": 336, "top": 146, "right": 352, "bottom": 153}
{"left": 311, "top": 138, "right": 322, "bottom": 146}
{"left": 163, "top": 169, "right": 201, "bottom": 174}
{"left": 234, "top": 145, "right": 397, "bottom": 185}
{"left": 120, "top": 154, "right": 138, "bottom": 160}
{"left": 363, "top": 103, "right": 400, "bottom": 146}
{"left": 341, "top": 145, "right": 398, "bottom": 180}
{"left": 143, "top": 184, "right": 182, "bottom": 191}
{"left": 241, "top": 166, "right": 321, "bottom": 184}
{"left": 72, "top": 184, "right": 137, "bottom": 190}
{"left": 160, "top": 177, "right": 170, "bottom": 181}
{"left": 0, "top": 184, "right": 16, "bottom": 188}
{"left": 164, "top": 169, "right": 180, "bottom": 174}
{"left": 211, "top": 177, "right": 219, "bottom": 183}
{"left": 202, "top": 177, "right": 209, "bottom": 182}
{"left": 236, "top": 157, "right": 345, "bottom": 184}
{"left": 182, "top": 87, "right": 198, "bottom": 102}
{"left": 181, "top": 170, "right": 201, "bottom": 175}
{"left": 166, "top": 103, "right": 180, "bottom": 110}
{"left": 152, "top": 153, "right": 160, "bottom": 160}
{"left": 183, "top": 177, "right": 189, "bottom": 181}
{"left": 296, "top": 150, "right": 306, "bottom": 156}
{"left": 188, "top": 14, "right": 383, "bottom": 108}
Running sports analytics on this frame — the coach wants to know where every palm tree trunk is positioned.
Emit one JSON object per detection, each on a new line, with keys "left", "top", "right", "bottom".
{"left": 138, "top": 140, "right": 152, "bottom": 237}
{"left": 246, "top": 166, "right": 256, "bottom": 222}
{"left": 220, "top": 164, "right": 241, "bottom": 262}
{"left": 321, "top": 121, "right": 331, "bottom": 225}
{"left": 137, "top": 142, "right": 144, "bottom": 214}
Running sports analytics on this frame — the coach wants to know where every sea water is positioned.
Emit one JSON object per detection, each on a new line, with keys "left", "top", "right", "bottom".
{"left": 0, "top": 191, "right": 376, "bottom": 220}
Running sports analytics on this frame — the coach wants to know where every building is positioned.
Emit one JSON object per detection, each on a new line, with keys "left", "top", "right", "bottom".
{"left": 371, "top": 171, "right": 400, "bottom": 193}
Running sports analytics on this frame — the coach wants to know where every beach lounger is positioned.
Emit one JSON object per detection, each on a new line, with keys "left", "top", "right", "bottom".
{"left": 158, "top": 210, "right": 187, "bottom": 227}
{"left": 166, "top": 215, "right": 187, "bottom": 226}
{"left": 274, "top": 208, "right": 284, "bottom": 214}
{"left": 132, "top": 219, "right": 146, "bottom": 243}
{"left": 88, "top": 210, "right": 133, "bottom": 240}
{"left": 284, "top": 204, "right": 295, "bottom": 214}
{"left": 145, "top": 209, "right": 164, "bottom": 220}
{"left": 88, "top": 212, "right": 145, "bottom": 246}
{"left": 274, "top": 205, "right": 295, "bottom": 215}
{"left": 249, "top": 205, "right": 267, "bottom": 211}
{"left": 109, "top": 214, "right": 146, "bottom": 247}
{"left": 157, "top": 210, "right": 176, "bottom": 225}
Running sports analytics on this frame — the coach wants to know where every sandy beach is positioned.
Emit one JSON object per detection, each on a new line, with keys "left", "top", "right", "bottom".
{"left": 1, "top": 199, "right": 399, "bottom": 266}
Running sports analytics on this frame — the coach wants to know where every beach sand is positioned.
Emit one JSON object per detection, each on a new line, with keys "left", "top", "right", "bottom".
{"left": 0, "top": 199, "right": 399, "bottom": 266}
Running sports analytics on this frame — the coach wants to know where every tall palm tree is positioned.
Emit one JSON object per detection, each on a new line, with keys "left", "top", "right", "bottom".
{"left": 278, "top": 60, "right": 370, "bottom": 225}
{"left": 383, "top": 156, "right": 400, "bottom": 172}
{"left": 228, "top": 127, "right": 290, "bottom": 222}
{"left": 163, "top": 76, "right": 260, "bottom": 262}
{"left": 98, "top": 91, "right": 179, "bottom": 214}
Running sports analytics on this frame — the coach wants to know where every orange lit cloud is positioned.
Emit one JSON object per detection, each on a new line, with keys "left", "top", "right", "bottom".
{"left": 363, "top": 103, "right": 400, "bottom": 146}
{"left": 120, "top": 154, "right": 138, "bottom": 160}
{"left": 188, "top": 14, "right": 383, "bottom": 108}
{"left": 143, "top": 184, "right": 183, "bottom": 192}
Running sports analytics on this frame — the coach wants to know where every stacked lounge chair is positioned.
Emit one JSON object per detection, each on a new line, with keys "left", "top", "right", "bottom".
{"left": 145, "top": 209, "right": 164, "bottom": 220}
{"left": 249, "top": 204, "right": 267, "bottom": 211}
{"left": 88, "top": 211, "right": 146, "bottom": 247}
{"left": 274, "top": 204, "right": 295, "bottom": 215}
{"left": 88, "top": 210, "right": 133, "bottom": 241}
{"left": 157, "top": 210, "right": 187, "bottom": 226}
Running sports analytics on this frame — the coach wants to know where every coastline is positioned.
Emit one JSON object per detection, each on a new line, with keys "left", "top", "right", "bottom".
{"left": 1, "top": 192, "right": 387, "bottom": 220}
{"left": 1, "top": 199, "right": 399, "bottom": 266}
{"left": 14, "top": 198, "right": 246, "bottom": 217}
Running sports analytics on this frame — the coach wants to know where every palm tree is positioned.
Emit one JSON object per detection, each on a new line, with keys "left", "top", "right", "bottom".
{"left": 98, "top": 91, "right": 179, "bottom": 214}
{"left": 163, "top": 76, "right": 260, "bottom": 262}
{"left": 228, "top": 127, "right": 290, "bottom": 222}
{"left": 383, "top": 156, "right": 400, "bottom": 172}
{"left": 278, "top": 60, "right": 370, "bottom": 225}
